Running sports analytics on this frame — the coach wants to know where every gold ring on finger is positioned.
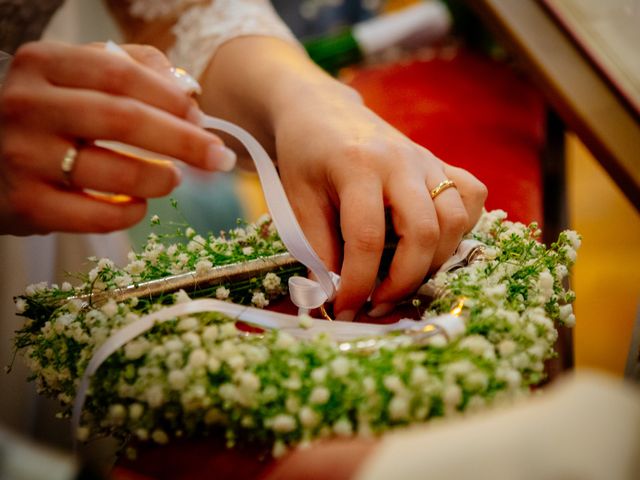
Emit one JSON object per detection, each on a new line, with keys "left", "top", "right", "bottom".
{"left": 60, "top": 146, "right": 79, "bottom": 187}
{"left": 430, "top": 179, "right": 456, "bottom": 200}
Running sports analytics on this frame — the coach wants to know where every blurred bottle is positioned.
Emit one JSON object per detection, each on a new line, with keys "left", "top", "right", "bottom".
{"left": 304, "top": 1, "right": 452, "bottom": 74}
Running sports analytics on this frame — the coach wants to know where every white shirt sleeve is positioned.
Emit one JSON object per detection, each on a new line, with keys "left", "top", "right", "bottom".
{"left": 355, "top": 372, "right": 640, "bottom": 480}
{"left": 127, "top": 0, "right": 299, "bottom": 79}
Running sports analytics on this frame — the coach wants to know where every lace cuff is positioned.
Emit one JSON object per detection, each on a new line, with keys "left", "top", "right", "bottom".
{"left": 129, "top": 0, "right": 300, "bottom": 80}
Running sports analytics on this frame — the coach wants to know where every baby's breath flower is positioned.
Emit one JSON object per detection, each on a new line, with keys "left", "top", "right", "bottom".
{"left": 174, "top": 290, "right": 191, "bottom": 304}
{"left": 168, "top": 370, "right": 188, "bottom": 390}
{"left": 215, "top": 286, "right": 230, "bottom": 300}
{"left": 178, "top": 317, "right": 199, "bottom": 332}
{"left": 251, "top": 292, "right": 269, "bottom": 308}
{"left": 388, "top": 396, "right": 410, "bottom": 421}
{"left": 129, "top": 403, "right": 144, "bottom": 421}
{"left": 332, "top": 418, "right": 353, "bottom": 436}
{"left": 330, "top": 357, "right": 350, "bottom": 377}
{"left": 262, "top": 272, "right": 281, "bottom": 292}
{"left": 126, "top": 260, "right": 146, "bottom": 276}
{"left": 443, "top": 384, "right": 462, "bottom": 409}
{"left": 206, "top": 355, "right": 221, "bottom": 373}
{"left": 188, "top": 349, "right": 208, "bottom": 369}
{"left": 272, "top": 440, "right": 287, "bottom": 458}
{"left": 151, "top": 429, "right": 169, "bottom": 445}
{"left": 76, "top": 426, "right": 90, "bottom": 442}
{"left": 25, "top": 282, "right": 48, "bottom": 296}
{"left": 14, "top": 298, "right": 27, "bottom": 314}
{"left": 298, "top": 407, "right": 319, "bottom": 429}
{"left": 309, "top": 387, "right": 330, "bottom": 405}
{"left": 298, "top": 314, "right": 313, "bottom": 329}
{"left": 564, "top": 230, "right": 582, "bottom": 250}
{"left": 270, "top": 414, "right": 297, "bottom": 433}
{"left": 383, "top": 375, "right": 404, "bottom": 393}
{"left": 274, "top": 331, "right": 295, "bottom": 350}
{"left": 311, "top": 367, "right": 328, "bottom": 384}
{"left": 125, "top": 339, "right": 150, "bottom": 360}
{"left": 101, "top": 299, "right": 119, "bottom": 318}
{"left": 108, "top": 404, "right": 127, "bottom": 425}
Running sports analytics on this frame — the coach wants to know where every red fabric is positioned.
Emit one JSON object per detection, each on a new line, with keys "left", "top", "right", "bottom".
{"left": 344, "top": 51, "right": 546, "bottom": 225}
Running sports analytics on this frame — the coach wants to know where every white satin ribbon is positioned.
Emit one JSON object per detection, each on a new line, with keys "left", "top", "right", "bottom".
{"left": 436, "top": 239, "right": 484, "bottom": 274}
{"left": 288, "top": 272, "right": 341, "bottom": 314}
{"left": 198, "top": 113, "right": 338, "bottom": 308}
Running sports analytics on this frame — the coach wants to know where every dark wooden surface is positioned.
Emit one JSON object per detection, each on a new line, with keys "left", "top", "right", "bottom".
{"left": 469, "top": 0, "right": 640, "bottom": 210}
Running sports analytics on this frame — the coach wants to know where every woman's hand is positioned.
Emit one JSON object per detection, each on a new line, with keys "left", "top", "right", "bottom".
{"left": 273, "top": 86, "right": 487, "bottom": 319}
{"left": 0, "top": 41, "right": 233, "bottom": 235}
{"left": 199, "top": 37, "right": 487, "bottom": 319}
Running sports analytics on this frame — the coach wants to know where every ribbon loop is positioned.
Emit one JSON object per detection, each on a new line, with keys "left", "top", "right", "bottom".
{"left": 198, "top": 113, "right": 337, "bottom": 302}
{"left": 288, "top": 272, "right": 341, "bottom": 312}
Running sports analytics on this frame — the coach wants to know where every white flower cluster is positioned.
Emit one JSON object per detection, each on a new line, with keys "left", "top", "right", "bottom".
{"left": 16, "top": 215, "right": 297, "bottom": 320}
{"left": 13, "top": 211, "right": 580, "bottom": 457}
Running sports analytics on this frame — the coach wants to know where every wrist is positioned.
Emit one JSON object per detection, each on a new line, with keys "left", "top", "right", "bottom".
{"left": 199, "top": 36, "right": 361, "bottom": 139}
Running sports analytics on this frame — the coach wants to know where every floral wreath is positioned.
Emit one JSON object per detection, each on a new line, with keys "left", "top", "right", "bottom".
{"left": 12, "top": 209, "right": 580, "bottom": 458}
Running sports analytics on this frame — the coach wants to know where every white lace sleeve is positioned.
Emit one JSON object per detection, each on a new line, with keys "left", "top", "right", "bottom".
{"left": 128, "top": 0, "right": 300, "bottom": 80}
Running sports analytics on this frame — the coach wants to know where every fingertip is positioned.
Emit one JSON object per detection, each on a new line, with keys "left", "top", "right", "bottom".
{"left": 367, "top": 302, "right": 394, "bottom": 318}
{"left": 124, "top": 200, "right": 148, "bottom": 227}
{"left": 186, "top": 105, "right": 203, "bottom": 125}
{"left": 171, "top": 164, "right": 183, "bottom": 187}
{"left": 206, "top": 144, "right": 236, "bottom": 172}
{"left": 168, "top": 67, "right": 202, "bottom": 95}
{"left": 335, "top": 309, "right": 356, "bottom": 322}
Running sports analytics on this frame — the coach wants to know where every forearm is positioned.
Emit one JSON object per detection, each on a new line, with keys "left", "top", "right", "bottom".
{"left": 103, "top": 0, "right": 360, "bottom": 162}
{"left": 197, "top": 36, "right": 361, "bottom": 161}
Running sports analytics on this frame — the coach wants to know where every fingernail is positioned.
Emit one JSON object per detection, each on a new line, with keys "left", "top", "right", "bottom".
{"left": 367, "top": 303, "right": 394, "bottom": 318}
{"left": 105, "top": 40, "right": 129, "bottom": 58}
{"left": 171, "top": 165, "right": 183, "bottom": 186}
{"left": 207, "top": 144, "right": 236, "bottom": 171}
{"left": 186, "top": 105, "right": 203, "bottom": 125}
{"left": 169, "top": 67, "right": 202, "bottom": 95}
{"left": 335, "top": 310, "right": 356, "bottom": 322}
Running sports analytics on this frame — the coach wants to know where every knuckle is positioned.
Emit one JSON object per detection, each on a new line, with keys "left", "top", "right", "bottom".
{"left": 101, "top": 100, "right": 139, "bottom": 139}
{"left": 115, "top": 163, "right": 141, "bottom": 193}
{"left": 1, "top": 85, "right": 34, "bottom": 120}
{"left": 153, "top": 169, "right": 177, "bottom": 196}
{"left": 102, "top": 60, "right": 135, "bottom": 93}
{"left": 412, "top": 217, "right": 440, "bottom": 247}
{"left": 339, "top": 142, "right": 376, "bottom": 168}
{"left": 351, "top": 224, "right": 385, "bottom": 254}
{"left": 92, "top": 206, "right": 132, "bottom": 232}
{"left": 8, "top": 186, "right": 36, "bottom": 219}
{"left": 13, "top": 42, "right": 48, "bottom": 68}
{"left": 472, "top": 180, "right": 489, "bottom": 204}
{"left": 0, "top": 133, "right": 24, "bottom": 163}
{"left": 444, "top": 207, "right": 469, "bottom": 235}
{"left": 127, "top": 45, "right": 168, "bottom": 66}
{"left": 174, "top": 128, "right": 203, "bottom": 161}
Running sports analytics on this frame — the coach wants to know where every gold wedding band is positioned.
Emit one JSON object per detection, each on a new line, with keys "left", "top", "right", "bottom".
{"left": 430, "top": 179, "right": 456, "bottom": 199}
{"left": 60, "top": 146, "right": 78, "bottom": 186}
